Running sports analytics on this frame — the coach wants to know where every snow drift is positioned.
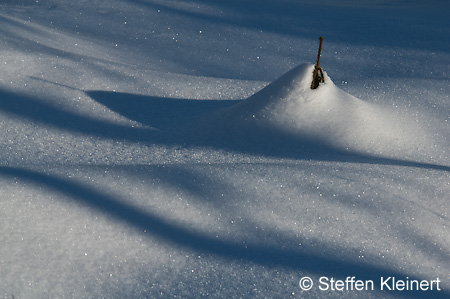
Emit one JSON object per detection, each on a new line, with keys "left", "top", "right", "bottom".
{"left": 1, "top": 1, "right": 448, "bottom": 297}
{"left": 198, "top": 64, "right": 430, "bottom": 158}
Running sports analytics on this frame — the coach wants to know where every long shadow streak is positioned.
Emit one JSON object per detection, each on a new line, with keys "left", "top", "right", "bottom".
{"left": 1, "top": 88, "right": 449, "bottom": 173}
{"left": 1, "top": 88, "right": 449, "bottom": 174}
{"left": 88, "top": 90, "right": 450, "bottom": 173}
{"left": 0, "top": 166, "right": 447, "bottom": 298}
{"left": 0, "top": 89, "right": 157, "bottom": 142}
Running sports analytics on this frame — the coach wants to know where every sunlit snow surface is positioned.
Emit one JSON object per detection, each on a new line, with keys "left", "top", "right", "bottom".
{"left": 196, "top": 63, "right": 439, "bottom": 160}
{"left": 1, "top": 0, "right": 449, "bottom": 298}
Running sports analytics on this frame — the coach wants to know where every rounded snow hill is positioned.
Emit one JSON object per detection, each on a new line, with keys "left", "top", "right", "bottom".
{"left": 196, "top": 63, "right": 431, "bottom": 159}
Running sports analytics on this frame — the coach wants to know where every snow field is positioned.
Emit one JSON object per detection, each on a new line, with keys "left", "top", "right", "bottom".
{"left": 1, "top": 0, "right": 449, "bottom": 298}
{"left": 1, "top": 161, "right": 449, "bottom": 298}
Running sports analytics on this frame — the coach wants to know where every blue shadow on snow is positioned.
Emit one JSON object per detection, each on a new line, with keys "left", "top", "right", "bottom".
{"left": 0, "top": 165, "right": 448, "bottom": 298}
{"left": 1, "top": 87, "right": 449, "bottom": 173}
{"left": 86, "top": 90, "right": 450, "bottom": 173}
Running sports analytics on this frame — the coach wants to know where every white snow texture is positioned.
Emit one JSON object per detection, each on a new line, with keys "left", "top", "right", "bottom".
{"left": 0, "top": 0, "right": 449, "bottom": 298}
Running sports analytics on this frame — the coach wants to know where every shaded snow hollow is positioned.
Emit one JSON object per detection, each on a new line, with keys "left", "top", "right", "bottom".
{"left": 201, "top": 64, "right": 430, "bottom": 159}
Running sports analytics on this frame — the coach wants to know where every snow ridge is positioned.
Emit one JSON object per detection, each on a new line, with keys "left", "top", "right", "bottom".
{"left": 198, "top": 64, "right": 430, "bottom": 159}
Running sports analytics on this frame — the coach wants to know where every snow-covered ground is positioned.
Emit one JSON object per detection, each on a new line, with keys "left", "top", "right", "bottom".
{"left": 1, "top": 0, "right": 449, "bottom": 298}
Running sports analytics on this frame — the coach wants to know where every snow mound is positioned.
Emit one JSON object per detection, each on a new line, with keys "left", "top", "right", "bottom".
{"left": 200, "top": 64, "right": 430, "bottom": 158}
